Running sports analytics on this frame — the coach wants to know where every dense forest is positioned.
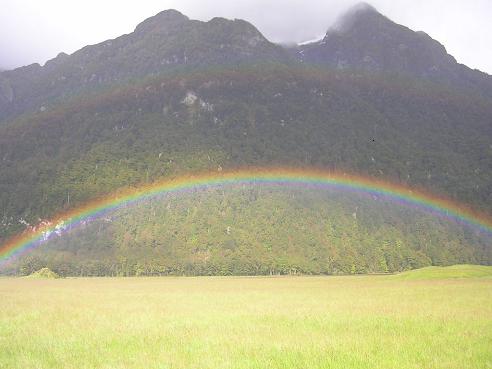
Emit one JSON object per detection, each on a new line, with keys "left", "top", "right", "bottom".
{"left": 4, "top": 185, "right": 490, "bottom": 277}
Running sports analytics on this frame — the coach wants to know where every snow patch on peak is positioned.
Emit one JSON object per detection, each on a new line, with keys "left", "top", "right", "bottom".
{"left": 298, "top": 35, "right": 325, "bottom": 46}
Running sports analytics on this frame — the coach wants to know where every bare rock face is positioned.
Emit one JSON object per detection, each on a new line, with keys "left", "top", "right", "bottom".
{"left": 182, "top": 91, "right": 198, "bottom": 106}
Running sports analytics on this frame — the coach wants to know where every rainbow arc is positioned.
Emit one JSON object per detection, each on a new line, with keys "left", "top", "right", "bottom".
{"left": 1, "top": 167, "right": 491, "bottom": 267}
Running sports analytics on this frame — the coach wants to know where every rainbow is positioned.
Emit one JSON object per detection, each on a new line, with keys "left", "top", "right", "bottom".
{"left": 1, "top": 167, "right": 491, "bottom": 268}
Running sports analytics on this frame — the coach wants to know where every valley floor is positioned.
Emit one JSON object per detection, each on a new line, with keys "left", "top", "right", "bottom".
{"left": 1, "top": 267, "right": 491, "bottom": 369}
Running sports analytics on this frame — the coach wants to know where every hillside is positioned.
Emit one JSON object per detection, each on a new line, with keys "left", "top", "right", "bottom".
{"left": 394, "top": 264, "right": 492, "bottom": 280}
{"left": 6, "top": 186, "right": 490, "bottom": 277}
{"left": 395, "top": 265, "right": 492, "bottom": 281}
{"left": 0, "top": 3, "right": 491, "bottom": 275}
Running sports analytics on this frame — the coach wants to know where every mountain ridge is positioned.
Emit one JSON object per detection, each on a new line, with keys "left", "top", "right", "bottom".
{"left": 0, "top": 10, "right": 288, "bottom": 123}
{"left": 1, "top": 4, "right": 491, "bottom": 122}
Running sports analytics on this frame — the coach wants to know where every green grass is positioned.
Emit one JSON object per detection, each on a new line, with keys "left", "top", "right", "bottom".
{"left": 1, "top": 266, "right": 491, "bottom": 369}
{"left": 394, "top": 264, "right": 492, "bottom": 280}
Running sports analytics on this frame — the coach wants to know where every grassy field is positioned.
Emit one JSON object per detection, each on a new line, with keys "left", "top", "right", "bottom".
{"left": 1, "top": 265, "right": 491, "bottom": 369}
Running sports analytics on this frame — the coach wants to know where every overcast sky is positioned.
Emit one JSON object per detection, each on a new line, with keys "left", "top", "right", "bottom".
{"left": 1, "top": 0, "right": 491, "bottom": 74}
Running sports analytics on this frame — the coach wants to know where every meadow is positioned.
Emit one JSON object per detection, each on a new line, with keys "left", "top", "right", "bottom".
{"left": 1, "top": 265, "right": 491, "bottom": 369}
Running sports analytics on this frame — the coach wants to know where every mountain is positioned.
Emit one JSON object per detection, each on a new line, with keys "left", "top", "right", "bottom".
{"left": 0, "top": 9, "right": 288, "bottom": 123}
{"left": 0, "top": 3, "right": 491, "bottom": 275}
{"left": 298, "top": 2, "right": 492, "bottom": 98}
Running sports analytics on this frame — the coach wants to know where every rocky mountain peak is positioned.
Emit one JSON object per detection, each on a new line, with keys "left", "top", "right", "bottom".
{"left": 329, "top": 2, "right": 389, "bottom": 35}
{"left": 134, "top": 9, "right": 189, "bottom": 34}
{"left": 339, "top": 2, "right": 380, "bottom": 19}
{"left": 298, "top": 2, "right": 466, "bottom": 82}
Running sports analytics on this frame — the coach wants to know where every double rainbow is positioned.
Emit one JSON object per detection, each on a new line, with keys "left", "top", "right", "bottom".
{"left": 1, "top": 167, "right": 491, "bottom": 268}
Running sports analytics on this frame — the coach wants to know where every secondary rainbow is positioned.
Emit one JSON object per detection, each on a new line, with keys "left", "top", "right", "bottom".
{"left": 1, "top": 167, "right": 491, "bottom": 267}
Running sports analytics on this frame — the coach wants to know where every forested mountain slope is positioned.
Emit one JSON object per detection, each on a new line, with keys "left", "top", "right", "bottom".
{"left": 7, "top": 186, "right": 490, "bottom": 277}
{"left": 0, "top": 3, "right": 491, "bottom": 274}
